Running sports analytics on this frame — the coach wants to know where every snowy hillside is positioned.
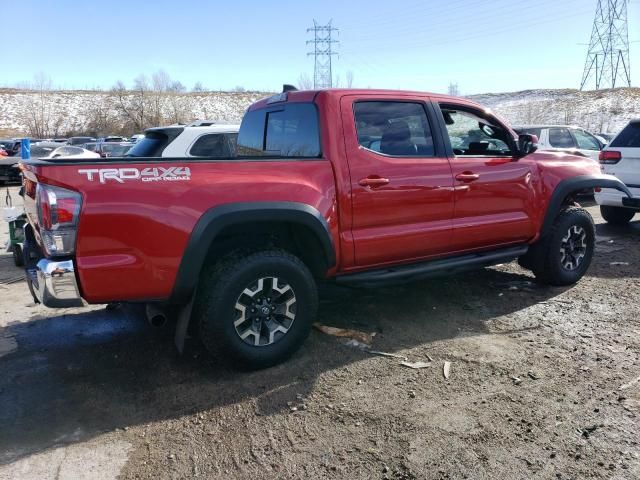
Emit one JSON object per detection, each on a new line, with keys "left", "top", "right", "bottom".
{"left": 469, "top": 88, "right": 640, "bottom": 134}
{"left": 1, "top": 87, "right": 639, "bottom": 137}
{"left": 0, "top": 88, "right": 271, "bottom": 137}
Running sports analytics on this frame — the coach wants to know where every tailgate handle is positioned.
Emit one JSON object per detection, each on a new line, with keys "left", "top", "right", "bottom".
{"left": 359, "top": 176, "right": 390, "bottom": 188}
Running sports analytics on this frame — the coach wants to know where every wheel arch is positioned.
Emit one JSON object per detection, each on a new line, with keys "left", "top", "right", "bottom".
{"left": 170, "top": 202, "right": 336, "bottom": 304}
{"left": 541, "top": 174, "right": 632, "bottom": 237}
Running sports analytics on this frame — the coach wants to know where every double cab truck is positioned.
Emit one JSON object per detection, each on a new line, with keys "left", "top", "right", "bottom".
{"left": 19, "top": 87, "right": 638, "bottom": 369}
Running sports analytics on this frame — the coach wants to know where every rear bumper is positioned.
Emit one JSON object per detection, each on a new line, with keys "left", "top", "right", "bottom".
{"left": 595, "top": 186, "right": 640, "bottom": 208}
{"left": 29, "top": 259, "right": 84, "bottom": 307}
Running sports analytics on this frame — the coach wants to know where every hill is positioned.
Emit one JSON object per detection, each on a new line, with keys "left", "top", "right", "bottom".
{"left": 1, "top": 87, "right": 639, "bottom": 137}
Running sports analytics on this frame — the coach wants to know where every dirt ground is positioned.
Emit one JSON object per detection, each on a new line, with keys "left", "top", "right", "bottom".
{"left": 0, "top": 186, "right": 638, "bottom": 480}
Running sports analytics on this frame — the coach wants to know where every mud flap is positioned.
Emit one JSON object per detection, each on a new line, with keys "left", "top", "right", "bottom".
{"left": 174, "top": 296, "right": 194, "bottom": 354}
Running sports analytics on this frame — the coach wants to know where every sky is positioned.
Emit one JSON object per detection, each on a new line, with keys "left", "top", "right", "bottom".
{"left": 1, "top": 0, "right": 638, "bottom": 95}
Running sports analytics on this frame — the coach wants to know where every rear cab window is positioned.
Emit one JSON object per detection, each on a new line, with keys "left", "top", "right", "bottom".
{"left": 237, "top": 103, "right": 321, "bottom": 158}
{"left": 610, "top": 122, "right": 640, "bottom": 148}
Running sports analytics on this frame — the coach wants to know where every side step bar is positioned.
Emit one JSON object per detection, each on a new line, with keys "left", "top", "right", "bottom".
{"left": 335, "top": 245, "right": 529, "bottom": 287}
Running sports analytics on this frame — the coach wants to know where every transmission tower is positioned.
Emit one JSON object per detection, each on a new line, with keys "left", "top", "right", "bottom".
{"left": 307, "top": 20, "right": 339, "bottom": 89}
{"left": 580, "top": 0, "right": 631, "bottom": 90}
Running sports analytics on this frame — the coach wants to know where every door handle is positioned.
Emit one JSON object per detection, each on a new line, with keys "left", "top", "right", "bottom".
{"left": 359, "top": 176, "right": 390, "bottom": 187}
{"left": 455, "top": 172, "right": 480, "bottom": 183}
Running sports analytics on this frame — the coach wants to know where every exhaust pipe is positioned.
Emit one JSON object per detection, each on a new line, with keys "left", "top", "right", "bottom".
{"left": 145, "top": 304, "right": 167, "bottom": 327}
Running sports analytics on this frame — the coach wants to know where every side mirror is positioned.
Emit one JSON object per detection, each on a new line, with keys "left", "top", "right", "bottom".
{"left": 517, "top": 134, "right": 538, "bottom": 156}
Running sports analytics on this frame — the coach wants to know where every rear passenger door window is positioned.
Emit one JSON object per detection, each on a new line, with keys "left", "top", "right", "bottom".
{"left": 548, "top": 128, "right": 576, "bottom": 148}
{"left": 353, "top": 101, "right": 434, "bottom": 157}
{"left": 189, "top": 134, "right": 232, "bottom": 158}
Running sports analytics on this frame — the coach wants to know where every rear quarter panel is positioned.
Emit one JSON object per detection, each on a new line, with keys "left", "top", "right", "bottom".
{"left": 23, "top": 160, "right": 337, "bottom": 303}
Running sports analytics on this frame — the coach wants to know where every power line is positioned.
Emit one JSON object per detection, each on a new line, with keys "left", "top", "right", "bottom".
{"left": 307, "top": 20, "right": 339, "bottom": 89}
{"left": 580, "top": 0, "right": 631, "bottom": 90}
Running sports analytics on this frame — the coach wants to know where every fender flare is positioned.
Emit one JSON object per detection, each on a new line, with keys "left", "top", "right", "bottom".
{"left": 541, "top": 174, "right": 633, "bottom": 237}
{"left": 170, "top": 202, "right": 336, "bottom": 303}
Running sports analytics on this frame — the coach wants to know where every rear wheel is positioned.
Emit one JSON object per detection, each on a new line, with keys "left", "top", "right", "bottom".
{"left": 529, "top": 207, "right": 595, "bottom": 286}
{"left": 194, "top": 249, "right": 318, "bottom": 370}
{"left": 600, "top": 205, "right": 635, "bottom": 225}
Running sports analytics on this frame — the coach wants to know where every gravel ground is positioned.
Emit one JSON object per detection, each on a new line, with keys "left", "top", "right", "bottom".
{"left": 0, "top": 186, "right": 638, "bottom": 479}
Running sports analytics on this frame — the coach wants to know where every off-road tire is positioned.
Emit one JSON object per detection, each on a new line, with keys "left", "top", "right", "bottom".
{"left": 194, "top": 249, "right": 318, "bottom": 370}
{"left": 529, "top": 207, "right": 595, "bottom": 286}
{"left": 600, "top": 205, "right": 635, "bottom": 225}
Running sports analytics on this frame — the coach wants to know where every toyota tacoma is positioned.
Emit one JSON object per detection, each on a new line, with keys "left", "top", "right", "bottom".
{"left": 19, "top": 87, "right": 638, "bottom": 369}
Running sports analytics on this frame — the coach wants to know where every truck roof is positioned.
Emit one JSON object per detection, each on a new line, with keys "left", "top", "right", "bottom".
{"left": 249, "top": 88, "right": 487, "bottom": 111}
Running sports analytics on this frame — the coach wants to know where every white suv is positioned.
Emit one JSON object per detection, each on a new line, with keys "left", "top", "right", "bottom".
{"left": 127, "top": 121, "right": 239, "bottom": 158}
{"left": 513, "top": 125, "right": 604, "bottom": 162}
{"left": 595, "top": 119, "right": 640, "bottom": 224}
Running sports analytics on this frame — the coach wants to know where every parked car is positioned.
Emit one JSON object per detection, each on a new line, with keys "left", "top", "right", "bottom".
{"left": 595, "top": 119, "right": 640, "bottom": 224}
{"left": 513, "top": 125, "right": 603, "bottom": 161}
{"left": 67, "top": 136, "right": 96, "bottom": 146}
{"left": 102, "top": 136, "right": 126, "bottom": 143}
{"left": 126, "top": 122, "right": 239, "bottom": 158}
{"left": 596, "top": 132, "right": 616, "bottom": 143}
{"left": 129, "top": 134, "right": 145, "bottom": 143}
{"left": 30, "top": 143, "right": 100, "bottom": 160}
{"left": 19, "top": 87, "right": 638, "bottom": 369}
{"left": 83, "top": 142, "right": 134, "bottom": 157}
{"left": 0, "top": 157, "right": 21, "bottom": 184}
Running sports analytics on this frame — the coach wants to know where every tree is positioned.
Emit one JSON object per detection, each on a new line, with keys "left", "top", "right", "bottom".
{"left": 448, "top": 82, "right": 459, "bottom": 97}
{"left": 297, "top": 72, "right": 313, "bottom": 90}
{"left": 112, "top": 77, "right": 147, "bottom": 131}
{"left": 192, "top": 81, "right": 206, "bottom": 93}
{"left": 21, "top": 72, "right": 55, "bottom": 138}
{"left": 233, "top": 85, "right": 246, "bottom": 92}
{"left": 346, "top": 70, "right": 354, "bottom": 88}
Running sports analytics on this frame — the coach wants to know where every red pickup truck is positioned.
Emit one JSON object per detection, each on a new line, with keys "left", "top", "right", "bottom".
{"left": 20, "top": 88, "right": 637, "bottom": 369}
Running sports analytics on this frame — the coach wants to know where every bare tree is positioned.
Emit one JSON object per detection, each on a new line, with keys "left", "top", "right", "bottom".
{"left": 150, "top": 70, "right": 171, "bottom": 125}
{"left": 167, "top": 81, "right": 193, "bottom": 124}
{"left": 346, "top": 70, "right": 354, "bottom": 88}
{"left": 233, "top": 85, "right": 246, "bottom": 93}
{"left": 297, "top": 72, "right": 313, "bottom": 90}
{"left": 192, "top": 81, "right": 206, "bottom": 93}
{"left": 22, "top": 72, "right": 54, "bottom": 138}
{"left": 112, "top": 77, "right": 148, "bottom": 131}
{"left": 448, "top": 82, "right": 459, "bottom": 97}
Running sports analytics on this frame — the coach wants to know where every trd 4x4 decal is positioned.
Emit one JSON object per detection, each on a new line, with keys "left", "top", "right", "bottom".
{"left": 78, "top": 167, "right": 191, "bottom": 183}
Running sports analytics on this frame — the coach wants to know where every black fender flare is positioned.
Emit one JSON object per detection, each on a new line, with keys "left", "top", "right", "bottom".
{"left": 541, "top": 174, "right": 633, "bottom": 237}
{"left": 170, "top": 202, "right": 336, "bottom": 303}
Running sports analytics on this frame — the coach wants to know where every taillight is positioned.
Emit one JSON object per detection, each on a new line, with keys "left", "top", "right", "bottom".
{"left": 599, "top": 150, "right": 622, "bottom": 164}
{"left": 36, "top": 183, "right": 82, "bottom": 257}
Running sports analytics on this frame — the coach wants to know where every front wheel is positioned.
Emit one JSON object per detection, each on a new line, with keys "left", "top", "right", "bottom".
{"left": 194, "top": 250, "right": 318, "bottom": 370}
{"left": 530, "top": 207, "right": 595, "bottom": 286}
{"left": 600, "top": 205, "right": 635, "bottom": 225}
